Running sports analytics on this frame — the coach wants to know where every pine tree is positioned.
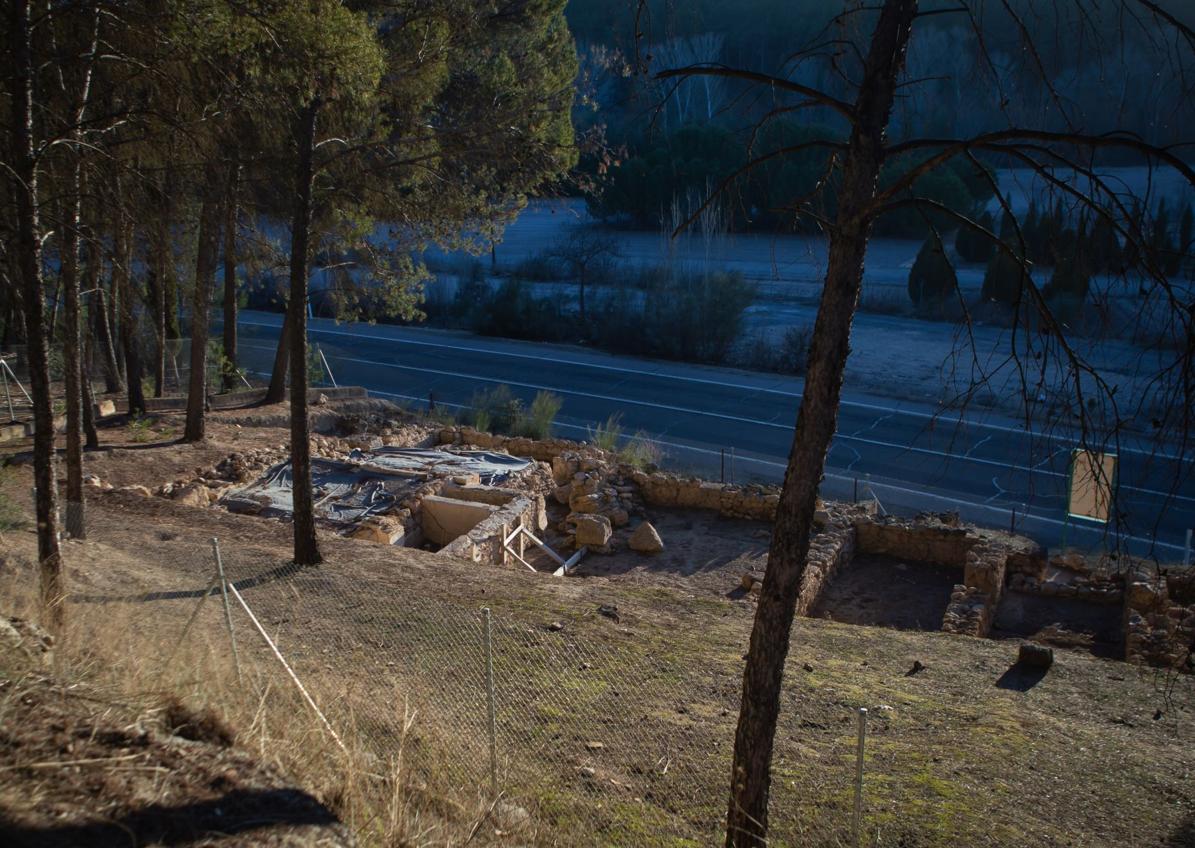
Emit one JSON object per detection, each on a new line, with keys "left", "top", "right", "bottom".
{"left": 981, "top": 212, "right": 1031, "bottom": 306}
{"left": 1087, "top": 213, "right": 1122, "bottom": 273}
{"left": 1173, "top": 203, "right": 1192, "bottom": 277}
{"left": 908, "top": 234, "right": 958, "bottom": 305}
{"left": 955, "top": 210, "right": 995, "bottom": 263}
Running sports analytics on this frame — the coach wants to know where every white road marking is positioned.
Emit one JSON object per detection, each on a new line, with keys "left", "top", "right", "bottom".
{"left": 234, "top": 318, "right": 1047, "bottom": 442}
{"left": 964, "top": 435, "right": 992, "bottom": 457}
{"left": 247, "top": 373, "right": 1185, "bottom": 556}
{"left": 238, "top": 339, "right": 1194, "bottom": 504}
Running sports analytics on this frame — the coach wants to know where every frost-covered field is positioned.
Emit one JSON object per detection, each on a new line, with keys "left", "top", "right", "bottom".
{"left": 416, "top": 166, "right": 1191, "bottom": 426}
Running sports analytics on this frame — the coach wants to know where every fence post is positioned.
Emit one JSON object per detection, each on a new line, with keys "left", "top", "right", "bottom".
{"left": 720, "top": 448, "right": 725, "bottom": 483}
{"left": 481, "top": 607, "right": 498, "bottom": 796}
{"left": 2, "top": 361, "right": 13, "bottom": 420}
{"left": 730, "top": 446, "right": 736, "bottom": 485}
{"left": 1185, "top": 528, "right": 1192, "bottom": 568}
{"left": 211, "top": 537, "right": 241, "bottom": 681}
{"left": 853, "top": 707, "right": 868, "bottom": 848}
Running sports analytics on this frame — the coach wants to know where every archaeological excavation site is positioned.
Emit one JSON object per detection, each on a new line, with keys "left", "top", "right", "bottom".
{"left": 92, "top": 397, "right": 1193, "bottom": 675}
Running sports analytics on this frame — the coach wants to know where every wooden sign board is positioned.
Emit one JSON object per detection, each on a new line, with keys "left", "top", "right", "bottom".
{"left": 1067, "top": 449, "right": 1116, "bottom": 523}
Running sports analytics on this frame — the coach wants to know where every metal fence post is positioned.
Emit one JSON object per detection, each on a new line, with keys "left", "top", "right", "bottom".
{"left": 211, "top": 537, "right": 241, "bottom": 681}
{"left": 482, "top": 607, "right": 498, "bottom": 796}
{"left": 1185, "top": 528, "right": 1192, "bottom": 568}
{"left": 853, "top": 707, "right": 868, "bottom": 848}
{"left": 2, "top": 361, "right": 13, "bottom": 420}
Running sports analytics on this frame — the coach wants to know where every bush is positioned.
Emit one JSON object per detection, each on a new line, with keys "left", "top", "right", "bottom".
{"left": 981, "top": 247, "right": 1031, "bottom": 306}
{"left": 732, "top": 326, "right": 810, "bottom": 375}
{"left": 618, "top": 431, "right": 660, "bottom": 470}
{"left": 468, "top": 384, "right": 524, "bottom": 434}
{"left": 907, "top": 235, "right": 958, "bottom": 306}
{"left": 518, "top": 391, "right": 563, "bottom": 439}
{"left": 588, "top": 413, "right": 623, "bottom": 452}
{"left": 955, "top": 211, "right": 996, "bottom": 263}
{"left": 464, "top": 385, "right": 562, "bottom": 438}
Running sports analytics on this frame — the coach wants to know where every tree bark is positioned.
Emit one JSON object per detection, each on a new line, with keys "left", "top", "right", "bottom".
{"left": 60, "top": 179, "right": 86, "bottom": 539}
{"left": 88, "top": 232, "right": 123, "bottom": 394}
{"left": 222, "top": 161, "right": 241, "bottom": 392}
{"left": 264, "top": 307, "right": 291, "bottom": 404}
{"left": 81, "top": 347, "right": 100, "bottom": 451}
{"left": 114, "top": 208, "right": 146, "bottom": 418}
{"left": 288, "top": 99, "right": 322, "bottom": 566}
{"left": 723, "top": 2, "right": 917, "bottom": 845}
{"left": 152, "top": 171, "right": 173, "bottom": 397}
{"left": 9, "top": 0, "right": 65, "bottom": 629}
{"left": 183, "top": 179, "right": 222, "bottom": 442}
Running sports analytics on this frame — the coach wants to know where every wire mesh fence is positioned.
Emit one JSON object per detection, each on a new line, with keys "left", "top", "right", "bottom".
{"left": 65, "top": 513, "right": 877, "bottom": 847}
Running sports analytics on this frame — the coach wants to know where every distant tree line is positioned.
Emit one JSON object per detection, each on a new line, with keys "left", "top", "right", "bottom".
{"left": 909, "top": 197, "right": 1194, "bottom": 311}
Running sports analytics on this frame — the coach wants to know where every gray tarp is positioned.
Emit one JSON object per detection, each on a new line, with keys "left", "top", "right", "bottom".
{"left": 347, "top": 447, "right": 531, "bottom": 485}
{"left": 220, "top": 448, "right": 532, "bottom": 527}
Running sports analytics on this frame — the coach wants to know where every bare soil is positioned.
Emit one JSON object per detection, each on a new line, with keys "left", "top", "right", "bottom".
{"left": 0, "top": 640, "right": 350, "bottom": 847}
{"left": 993, "top": 591, "right": 1124, "bottom": 657}
{"left": 568, "top": 508, "right": 771, "bottom": 598}
{"left": 811, "top": 554, "right": 961, "bottom": 632}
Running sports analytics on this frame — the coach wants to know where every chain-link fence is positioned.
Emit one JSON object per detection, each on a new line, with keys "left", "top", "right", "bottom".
{"left": 66, "top": 510, "right": 877, "bottom": 847}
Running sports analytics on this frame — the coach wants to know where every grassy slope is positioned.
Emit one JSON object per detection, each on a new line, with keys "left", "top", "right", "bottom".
{"left": 1, "top": 414, "right": 1192, "bottom": 847}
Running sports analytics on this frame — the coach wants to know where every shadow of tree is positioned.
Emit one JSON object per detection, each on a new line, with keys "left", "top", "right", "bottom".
{"left": 0, "top": 787, "right": 341, "bottom": 847}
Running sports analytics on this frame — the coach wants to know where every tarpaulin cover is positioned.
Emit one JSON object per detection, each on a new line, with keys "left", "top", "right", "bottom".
{"left": 220, "top": 448, "right": 532, "bottom": 527}
{"left": 347, "top": 447, "right": 531, "bottom": 485}
{"left": 222, "top": 458, "right": 417, "bottom": 526}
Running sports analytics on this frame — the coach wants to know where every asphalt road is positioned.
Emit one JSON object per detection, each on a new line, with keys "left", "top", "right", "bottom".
{"left": 229, "top": 310, "right": 1194, "bottom": 559}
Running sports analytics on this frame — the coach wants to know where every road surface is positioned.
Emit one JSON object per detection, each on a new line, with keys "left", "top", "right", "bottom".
{"left": 230, "top": 311, "right": 1193, "bottom": 560}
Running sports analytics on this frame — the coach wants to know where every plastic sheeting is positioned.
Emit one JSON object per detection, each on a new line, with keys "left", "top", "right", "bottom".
{"left": 220, "top": 448, "right": 532, "bottom": 528}
{"left": 347, "top": 447, "right": 531, "bottom": 485}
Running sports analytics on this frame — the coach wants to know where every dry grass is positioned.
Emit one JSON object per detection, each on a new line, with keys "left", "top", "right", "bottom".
{"left": 2, "top": 407, "right": 1194, "bottom": 846}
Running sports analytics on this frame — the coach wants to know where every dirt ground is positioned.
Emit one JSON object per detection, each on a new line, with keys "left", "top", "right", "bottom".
{"left": 2, "top": 402, "right": 1195, "bottom": 847}
{"left": 0, "top": 630, "right": 350, "bottom": 847}
{"left": 811, "top": 554, "right": 961, "bottom": 632}
{"left": 566, "top": 508, "right": 771, "bottom": 598}
{"left": 993, "top": 591, "right": 1125, "bottom": 657}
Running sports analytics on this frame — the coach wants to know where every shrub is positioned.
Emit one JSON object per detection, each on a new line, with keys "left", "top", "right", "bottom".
{"left": 588, "top": 413, "right": 623, "bottom": 452}
{"left": 981, "top": 247, "right": 1030, "bottom": 306}
{"left": 619, "top": 431, "right": 660, "bottom": 470}
{"left": 955, "top": 210, "right": 995, "bottom": 263}
{"left": 907, "top": 234, "right": 958, "bottom": 306}
{"left": 468, "top": 384, "right": 523, "bottom": 434}
{"left": 732, "top": 326, "right": 810, "bottom": 375}
{"left": 518, "top": 391, "right": 563, "bottom": 439}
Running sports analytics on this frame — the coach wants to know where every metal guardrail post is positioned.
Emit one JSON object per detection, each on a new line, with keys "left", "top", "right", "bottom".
{"left": 482, "top": 607, "right": 498, "bottom": 796}
{"left": 853, "top": 707, "right": 868, "bottom": 847}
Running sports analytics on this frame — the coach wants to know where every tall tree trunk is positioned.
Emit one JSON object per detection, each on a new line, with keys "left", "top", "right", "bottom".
{"left": 60, "top": 180, "right": 86, "bottom": 539}
{"left": 81, "top": 340, "right": 99, "bottom": 450}
{"left": 88, "top": 233, "right": 123, "bottom": 393}
{"left": 264, "top": 307, "right": 291, "bottom": 404}
{"left": 114, "top": 209, "right": 146, "bottom": 418}
{"left": 9, "top": 0, "right": 64, "bottom": 629}
{"left": 289, "top": 99, "right": 322, "bottom": 566}
{"left": 152, "top": 170, "right": 173, "bottom": 397}
{"left": 183, "top": 178, "right": 222, "bottom": 443}
{"left": 222, "top": 160, "right": 240, "bottom": 392}
{"left": 723, "top": 2, "right": 916, "bottom": 845}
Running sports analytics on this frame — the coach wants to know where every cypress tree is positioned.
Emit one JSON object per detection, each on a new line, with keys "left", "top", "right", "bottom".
{"left": 908, "top": 234, "right": 958, "bottom": 305}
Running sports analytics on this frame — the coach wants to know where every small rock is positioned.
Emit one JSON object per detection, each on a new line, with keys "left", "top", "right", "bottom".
{"left": 597, "top": 604, "right": 620, "bottom": 623}
{"left": 1017, "top": 643, "right": 1054, "bottom": 669}
{"left": 495, "top": 801, "right": 530, "bottom": 832}
{"left": 802, "top": 663, "right": 814, "bottom": 673}
{"left": 315, "top": 393, "right": 330, "bottom": 406}
{"left": 585, "top": 741, "right": 604, "bottom": 751}
{"left": 579, "top": 766, "right": 596, "bottom": 779}
{"left": 628, "top": 521, "right": 664, "bottom": 554}
{"left": 906, "top": 660, "right": 926, "bottom": 677}
{"left": 547, "top": 621, "right": 564, "bottom": 632}
{"left": 573, "top": 513, "right": 612, "bottom": 548}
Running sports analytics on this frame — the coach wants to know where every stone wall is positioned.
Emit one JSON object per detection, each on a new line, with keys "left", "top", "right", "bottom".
{"left": 795, "top": 508, "right": 858, "bottom": 616}
{"left": 438, "top": 494, "right": 545, "bottom": 568}
{"left": 1124, "top": 570, "right": 1195, "bottom": 672}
